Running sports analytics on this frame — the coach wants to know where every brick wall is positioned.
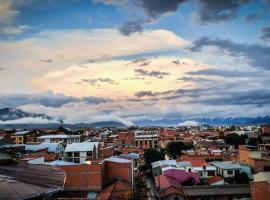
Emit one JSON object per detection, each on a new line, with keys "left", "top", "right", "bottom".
{"left": 104, "top": 161, "right": 131, "bottom": 185}
{"left": 60, "top": 163, "right": 103, "bottom": 191}
{"left": 250, "top": 181, "right": 270, "bottom": 200}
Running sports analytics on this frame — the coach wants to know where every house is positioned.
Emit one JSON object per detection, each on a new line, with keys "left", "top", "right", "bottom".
{"left": 10, "top": 130, "right": 30, "bottom": 144}
{"left": 24, "top": 143, "right": 65, "bottom": 161}
{"left": 38, "top": 134, "right": 80, "bottom": 145}
{"left": 211, "top": 161, "right": 252, "bottom": 179}
{"left": 64, "top": 142, "right": 100, "bottom": 163}
{"left": 206, "top": 176, "right": 224, "bottom": 185}
{"left": 250, "top": 172, "right": 270, "bottom": 200}
{"left": 154, "top": 174, "right": 183, "bottom": 200}
{"left": 103, "top": 156, "right": 132, "bottom": 185}
{"left": 238, "top": 145, "right": 270, "bottom": 172}
{"left": 25, "top": 143, "right": 64, "bottom": 155}
{"left": 151, "top": 160, "right": 192, "bottom": 176}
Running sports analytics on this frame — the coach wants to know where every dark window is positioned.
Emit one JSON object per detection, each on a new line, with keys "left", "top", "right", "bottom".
{"left": 74, "top": 158, "right": 80, "bottom": 163}
{"left": 87, "top": 151, "right": 92, "bottom": 157}
{"left": 227, "top": 170, "right": 233, "bottom": 175}
{"left": 74, "top": 152, "right": 80, "bottom": 157}
{"left": 208, "top": 170, "right": 216, "bottom": 176}
{"left": 145, "top": 141, "right": 147, "bottom": 145}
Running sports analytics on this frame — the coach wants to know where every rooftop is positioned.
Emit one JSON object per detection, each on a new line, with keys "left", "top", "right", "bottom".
{"left": 65, "top": 142, "right": 99, "bottom": 152}
{"left": 211, "top": 161, "right": 241, "bottom": 170}
{"left": 105, "top": 156, "right": 131, "bottom": 163}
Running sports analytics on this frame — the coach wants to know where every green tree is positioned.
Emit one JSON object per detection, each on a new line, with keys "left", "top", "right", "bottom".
{"left": 166, "top": 141, "right": 185, "bottom": 159}
{"left": 247, "top": 138, "right": 262, "bottom": 146}
{"left": 144, "top": 149, "right": 163, "bottom": 167}
{"left": 225, "top": 133, "right": 246, "bottom": 149}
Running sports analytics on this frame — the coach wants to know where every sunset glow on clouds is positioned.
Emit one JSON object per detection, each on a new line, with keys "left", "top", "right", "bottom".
{"left": 1, "top": 0, "right": 270, "bottom": 125}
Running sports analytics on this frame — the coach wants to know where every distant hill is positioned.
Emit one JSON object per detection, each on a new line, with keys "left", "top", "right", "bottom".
{"left": 0, "top": 108, "right": 127, "bottom": 129}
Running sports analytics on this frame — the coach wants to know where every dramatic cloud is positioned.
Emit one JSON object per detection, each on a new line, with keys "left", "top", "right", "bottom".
{"left": 259, "top": 26, "right": 270, "bottom": 43}
{"left": 188, "top": 37, "right": 270, "bottom": 69}
{"left": 0, "top": 91, "right": 110, "bottom": 108}
{"left": 134, "top": 69, "right": 170, "bottom": 79}
{"left": 195, "top": 0, "right": 250, "bottom": 24}
{"left": 0, "top": 29, "right": 186, "bottom": 93}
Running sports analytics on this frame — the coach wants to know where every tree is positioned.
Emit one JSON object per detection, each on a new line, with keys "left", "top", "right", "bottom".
{"left": 166, "top": 141, "right": 185, "bottom": 159}
{"left": 144, "top": 149, "right": 163, "bottom": 167}
{"left": 247, "top": 138, "right": 262, "bottom": 146}
{"left": 225, "top": 133, "right": 246, "bottom": 149}
{"left": 234, "top": 171, "right": 249, "bottom": 184}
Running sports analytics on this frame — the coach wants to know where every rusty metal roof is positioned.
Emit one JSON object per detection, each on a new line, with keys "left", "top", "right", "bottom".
{"left": 0, "top": 162, "right": 65, "bottom": 200}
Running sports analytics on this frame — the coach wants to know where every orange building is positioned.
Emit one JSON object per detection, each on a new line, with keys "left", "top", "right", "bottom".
{"left": 238, "top": 145, "right": 270, "bottom": 172}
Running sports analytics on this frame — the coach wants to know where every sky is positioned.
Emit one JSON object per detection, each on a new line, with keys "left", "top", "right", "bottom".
{"left": 0, "top": 0, "right": 270, "bottom": 126}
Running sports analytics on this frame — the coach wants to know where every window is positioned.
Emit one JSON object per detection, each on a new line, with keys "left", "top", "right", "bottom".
{"left": 67, "top": 152, "right": 72, "bottom": 157}
{"left": 208, "top": 170, "right": 216, "bottom": 176}
{"left": 154, "top": 140, "right": 158, "bottom": 144}
{"left": 74, "top": 158, "right": 80, "bottom": 163}
{"left": 87, "top": 151, "right": 92, "bottom": 157}
{"left": 74, "top": 152, "right": 80, "bottom": 157}
{"left": 227, "top": 170, "right": 233, "bottom": 175}
{"left": 145, "top": 141, "right": 147, "bottom": 145}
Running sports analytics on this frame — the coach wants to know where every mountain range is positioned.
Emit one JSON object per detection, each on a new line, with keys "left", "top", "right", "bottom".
{"left": 0, "top": 108, "right": 270, "bottom": 129}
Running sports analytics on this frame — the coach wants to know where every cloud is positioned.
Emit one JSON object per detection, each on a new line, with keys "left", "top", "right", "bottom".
{"left": 81, "top": 78, "right": 118, "bottom": 86}
{"left": 139, "top": 0, "right": 187, "bottom": 18}
{"left": 0, "top": 25, "right": 29, "bottom": 35}
{"left": 245, "top": 13, "right": 261, "bottom": 22}
{"left": 98, "top": 0, "right": 187, "bottom": 35}
{"left": 259, "top": 26, "right": 270, "bottom": 43}
{"left": 119, "top": 20, "right": 143, "bottom": 36}
{"left": 0, "top": 117, "right": 57, "bottom": 124}
{"left": 188, "top": 37, "right": 270, "bottom": 69}
{"left": 134, "top": 68, "right": 170, "bottom": 79}
{"left": 40, "top": 58, "right": 53, "bottom": 63}
{"left": 178, "top": 120, "right": 199, "bottom": 126}
{"left": 0, "top": 0, "right": 19, "bottom": 24}
{"left": 0, "top": 29, "right": 186, "bottom": 93}
{"left": 0, "top": 91, "right": 110, "bottom": 108}
{"left": 186, "top": 68, "right": 263, "bottom": 77}
{"left": 195, "top": 0, "right": 250, "bottom": 24}
{"left": 134, "top": 91, "right": 155, "bottom": 98}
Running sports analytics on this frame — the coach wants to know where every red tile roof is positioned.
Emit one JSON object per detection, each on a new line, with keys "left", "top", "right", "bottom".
{"left": 207, "top": 176, "right": 224, "bottom": 185}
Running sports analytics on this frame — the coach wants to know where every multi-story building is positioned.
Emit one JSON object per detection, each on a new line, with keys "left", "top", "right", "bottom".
{"left": 38, "top": 134, "right": 80, "bottom": 145}
{"left": 64, "top": 142, "right": 100, "bottom": 163}
{"left": 134, "top": 129, "right": 159, "bottom": 149}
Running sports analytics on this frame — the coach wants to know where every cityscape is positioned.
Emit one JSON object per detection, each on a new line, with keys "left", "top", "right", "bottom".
{"left": 1, "top": 0, "right": 270, "bottom": 200}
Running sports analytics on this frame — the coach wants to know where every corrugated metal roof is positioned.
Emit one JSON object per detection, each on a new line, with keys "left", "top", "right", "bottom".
{"left": 105, "top": 156, "right": 131, "bottom": 163}
{"left": 25, "top": 143, "right": 62, "bottom": 153}
{"left": 183, "top": 185, "right": 250, "bottom": 196}
{"left": 14, "top": 130, "right": 30, "bottom": 135}
{"left": 64, "top": 142, "right": 99, "bottom": 152}
{"left": 0, "top": 162, "right": 65, "bottom": 200}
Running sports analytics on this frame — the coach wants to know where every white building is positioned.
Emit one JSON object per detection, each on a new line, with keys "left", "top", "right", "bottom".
{"left": 38, "top": 134, "right": 80, "bottom": 145}
{"left": 134, "top": 130, "right": 159, "bottom": 149}
{"left": 64, "top": 142, "right": 100, "bottom": 163}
